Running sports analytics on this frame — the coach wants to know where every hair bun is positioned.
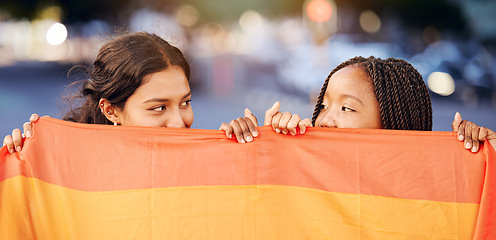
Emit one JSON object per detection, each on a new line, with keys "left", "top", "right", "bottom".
{"left": 82, "top": 81, "right": 97, "bottom": 96}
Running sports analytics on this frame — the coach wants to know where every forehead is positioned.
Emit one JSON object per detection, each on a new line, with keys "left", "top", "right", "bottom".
{"left": 131, "top": 66, "right": 190, "bottom": 101}
{"left": 326, "top": 66, "right": 376, "bottom": 98}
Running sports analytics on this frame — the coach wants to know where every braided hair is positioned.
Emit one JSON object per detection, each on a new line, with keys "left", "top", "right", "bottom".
{"left": 311, "top": 56, "right": 432, "bottom": 131}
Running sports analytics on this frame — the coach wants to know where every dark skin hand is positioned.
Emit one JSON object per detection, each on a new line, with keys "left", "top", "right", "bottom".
{"left": 219, "top": 108, "right": 259, "bottom": 143}
{"left": 452, "top": 112, "right": 496, "bottom": 153}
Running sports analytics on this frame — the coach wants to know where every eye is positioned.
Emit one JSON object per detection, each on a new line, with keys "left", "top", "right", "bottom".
{"left": 152, "top": 106, "right": 166, "bottom": 111}
{"left": 181, "top": 99, "right": 192, "bottom": 108}
{"left": 341, "top": 106, "right": 355, "bottom": 112}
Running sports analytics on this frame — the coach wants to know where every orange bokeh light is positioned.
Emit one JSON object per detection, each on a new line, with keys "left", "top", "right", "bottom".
{"left": 306, "top": 0, "right": 333, "bottom": 23}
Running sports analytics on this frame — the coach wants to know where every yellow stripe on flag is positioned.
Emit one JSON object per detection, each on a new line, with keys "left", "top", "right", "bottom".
{"left": 1, "top": 176, "right": 479, "bottom": 240}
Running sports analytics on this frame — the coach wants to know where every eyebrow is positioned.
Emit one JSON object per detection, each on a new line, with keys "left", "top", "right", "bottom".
{"left": 143, "top": 91, "right": 192, "bottom": 104}
{"left": 340, "top": 94, "right": 365, "bottom": 106}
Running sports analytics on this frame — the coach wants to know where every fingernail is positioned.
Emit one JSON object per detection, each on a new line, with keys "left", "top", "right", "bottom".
{"left": 228, "top": 134, "right": 232, "bottom": 139}
{"left": 290, "top": 132, "right": 296, "bottom": 136}
{"left": 458, "top": 135, "right": 464, "bottom": 141}
{"left": 26, "top": 130, "right": 32, "bottom": 138}
{"left": 300, "top": 129, "right": 304, "bottom": 134}
{"left": 471, "top": 146, "right": 477, "bottom": 153}
{"left": 465, "top": 142, "right": 471, "bottom": 149}
{"left": 245, "top": 108, "right": 252, "bottom": 114}
{"left": 240, "top": 139, "right": 245, "bottom": 143}
{"left": 272, "top": 101, "right": 279, "bottom": 108}
{"left": 9, "top": 149, "right": 14, "bottom": 154}
{"left": 246, "top": 136, "right": 253, "bottom": 142}
{"left": 252, "top": 131, "right": 258, "bottom": 137}
{"left": 275, "top": 128, "right": 280, "bottom": 133}
{"left": 16, "top": 146, "right": 21, "bottom": 152}
{"left": 282, "top": 130, "right": 288, "bottom": 135}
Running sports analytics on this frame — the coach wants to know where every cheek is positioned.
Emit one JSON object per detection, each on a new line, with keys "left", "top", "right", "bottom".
{"left": 314, "top": 111, "right": 325, "bottom": 127}
{"left": 183, "top": 109, "right": 194, "bottom": 128}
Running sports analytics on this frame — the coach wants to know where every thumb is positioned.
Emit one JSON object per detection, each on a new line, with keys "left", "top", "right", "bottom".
{"left": 264, "top": 101, "right": 280, "bottom": 126}
{"left": 452, "top": 112, "right": 462, "bottom": 131}
{"left": 245, "top": 108, "right": 258, "bottom": 127}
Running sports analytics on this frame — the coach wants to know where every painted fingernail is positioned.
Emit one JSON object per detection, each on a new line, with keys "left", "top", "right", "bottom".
{"left": 465, "top": 142, "right": 471, "bottom": 149}
{"left": 290, "top": 132, "right": 296, "bottom": 136}
{"left": 16, "top": 146, "right": 21, "bottom": 152}
{"left": 471, "top": 146, "right": 477, "bottom": 153}
{"left": 458, "top": 135, "right": 464, "bottom": 141}
{"left": 246, "top": 136, "right": 253, "bottom": 142}
{"left": 240, "top": 139, "right": 245, "bottom": 143}
{"left": 9, "top": 149, "right": 14, "bottom": 154}
{"left": 228, "top": 134, "right": 232, "bottom": 139}
{"left": 282, "top": 130, "right": 287, "bottom": 135}
{"left": 26, "top": 130, "right": 32, "bottom": 138}
{"left": 252, "top": 131, "right": 258, "bottom": 137}
{"left": 275, "top": 128, "right": 280, "bottom": 133}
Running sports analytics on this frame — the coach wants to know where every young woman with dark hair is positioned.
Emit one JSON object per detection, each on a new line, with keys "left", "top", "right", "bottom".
{"left": 264, "top": 56, "right": 495, "bottom": 152}
{"left": 3, "top": 32, "right": 258, "bottom": 152}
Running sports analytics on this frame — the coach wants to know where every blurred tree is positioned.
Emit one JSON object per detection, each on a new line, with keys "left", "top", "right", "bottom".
{"left": 0, "top": 0, "right": 39, "bottom": 20}
{"left": 183, "top": 0, "right": 302, "bottom": 22}
{"left": 336, "top": 0, "right": 467, "bottom": 35}
{"left": 0, "top": 0, "right": 468, "bottom": 35}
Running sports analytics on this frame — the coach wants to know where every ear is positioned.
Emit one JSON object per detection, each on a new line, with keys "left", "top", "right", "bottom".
{"left": 99, "top": 98, "right": 120, "bottom": 125}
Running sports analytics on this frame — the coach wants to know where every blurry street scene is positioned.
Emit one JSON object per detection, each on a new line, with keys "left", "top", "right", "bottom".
{"left": 1, "top": 0, "right": 495, "bottom": 137}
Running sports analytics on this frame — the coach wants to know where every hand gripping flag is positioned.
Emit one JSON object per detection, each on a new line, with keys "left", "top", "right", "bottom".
{"left": 1, "top": 117, "right": 495, "bottom": 239}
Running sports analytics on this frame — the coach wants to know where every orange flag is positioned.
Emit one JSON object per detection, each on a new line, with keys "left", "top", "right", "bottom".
{"left": 1, "top": 117, "right": 495, "bottom": 239}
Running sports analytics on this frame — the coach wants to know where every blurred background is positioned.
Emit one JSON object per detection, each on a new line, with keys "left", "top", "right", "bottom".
{"left": 0, "top": 0, "right": 495, "bottom": 137}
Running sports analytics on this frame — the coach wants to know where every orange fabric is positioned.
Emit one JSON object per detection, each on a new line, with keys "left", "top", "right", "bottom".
{"left": 0, "top": 117, "right": 495, "bottom": 239}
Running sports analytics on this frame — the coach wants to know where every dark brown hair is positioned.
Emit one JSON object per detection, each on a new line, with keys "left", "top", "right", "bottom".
{"left": 63, "top": 32, "right": 190, "bottom": 124}
{"left": 312, "top": 56, "right": 432, "bottom": 131}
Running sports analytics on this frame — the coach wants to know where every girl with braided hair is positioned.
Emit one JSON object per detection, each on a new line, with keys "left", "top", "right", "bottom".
{"left": 265, "top": 56, "right": 495, "bottom": 152}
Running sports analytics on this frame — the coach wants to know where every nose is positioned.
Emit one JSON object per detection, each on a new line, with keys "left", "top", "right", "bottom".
{"left": 165, "top": 109, "right": 186, "bottom": 128}
{"left": 318, "top": 109, "right": 337, "bottom": 128}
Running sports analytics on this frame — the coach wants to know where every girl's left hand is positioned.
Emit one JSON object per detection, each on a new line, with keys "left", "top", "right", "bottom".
{"left": 452, "top": 112, "right": 496, "bottom": 152}
{"left": 219, "top": 108, "right": 259, "bottom": 143}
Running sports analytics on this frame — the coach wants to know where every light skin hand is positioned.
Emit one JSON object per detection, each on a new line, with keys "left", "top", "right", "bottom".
{"left": 264, "top": 101, "right": 312, "bottom": 135}
{"left": 3, "top": 114, "right": 40, "bottom": 153}
{"left": 452, "top": 112, "right": 496, "bottom": 152}
{"left": 219, "top": 108, "right": 259, "bottom": 143}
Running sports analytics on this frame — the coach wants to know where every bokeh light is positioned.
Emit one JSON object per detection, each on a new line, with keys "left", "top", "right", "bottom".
{"left": 359, "top": 10, "right": 381, "bottom": 34}
{"left": 427, "top": 72, "right": 455, "bottom": 96}
{"left": 45, "top": 22, "right": 67, "bottom": 46}
{"left": 176, "top": 5, "right": 200, "bottom": 27}
{"left": 306, "top": 0, "right": 333, "bottom": 23}
{"left": 239, "top": 10, "right": 263, "bottom": 33}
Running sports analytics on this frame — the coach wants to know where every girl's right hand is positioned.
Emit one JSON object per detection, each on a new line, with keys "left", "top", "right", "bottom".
{"left": 264, "top": 101, "right": 312, "bottom": 136}
{"left": 219, "top": 108, "right": 259, "bottom": 143}
{"left": 3, "top": 114, "right": 40, "bottom": 153}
